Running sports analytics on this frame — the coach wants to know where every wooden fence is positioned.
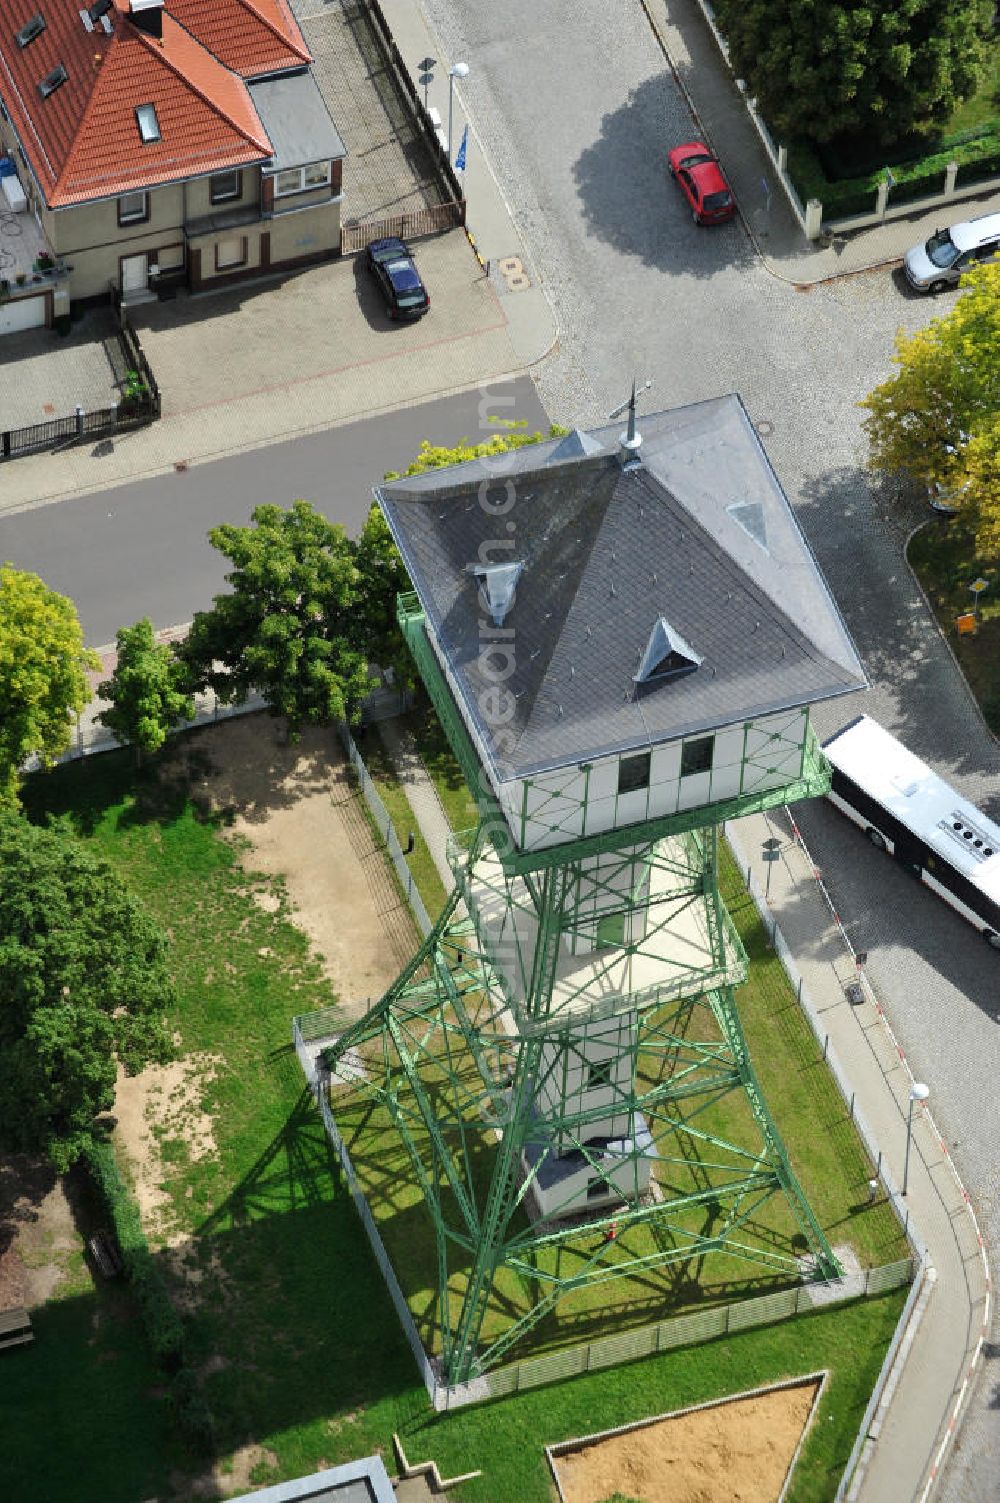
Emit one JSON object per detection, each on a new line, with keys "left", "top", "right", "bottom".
{"left": 342, "top": 201, "right": 466, "bottom": 255}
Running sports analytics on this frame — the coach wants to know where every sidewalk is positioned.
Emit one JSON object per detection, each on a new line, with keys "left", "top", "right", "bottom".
{"left": 728, "top": 808, "right": 989, "bottom": 1503}
{"left": 643, "top": 0, "right": 1000, "bottom": 284}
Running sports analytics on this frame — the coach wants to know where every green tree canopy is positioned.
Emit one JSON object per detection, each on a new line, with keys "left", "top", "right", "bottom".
{"left": 0, "top": 564, "right": 98, "bottom": 810}
{"left": 860, "top": 262, "right": 1000, "bottom": 553}
{"left": 179, "top": 501, "right": 372, "bottom": 734}
{"left": 0, "top": 814, "right": 175, "bottom": 1169}
{"left": 97, "top": 618, "right": 195, "bottom": 764}
{"left": 713, "top": 0, "right": 993, "bottom": 145}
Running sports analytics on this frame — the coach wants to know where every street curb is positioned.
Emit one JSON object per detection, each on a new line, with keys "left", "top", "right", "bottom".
{"left": 636, "top": 0, "right": 907, "bottom": 289}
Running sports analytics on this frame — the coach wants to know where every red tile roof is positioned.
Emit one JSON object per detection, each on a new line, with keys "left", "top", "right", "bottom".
{"left": 0, "top": 0, "right": 311, "bottom": 208}
{"left": 168, "top": 0, "right": 311, "bottom": 78}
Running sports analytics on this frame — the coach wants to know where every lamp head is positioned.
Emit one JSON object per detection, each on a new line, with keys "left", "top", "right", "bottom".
{"left": 449, "top": 61, "right": 470, "bottom": 79}
{"left": 909, "top": 1082, "right": 930, "bottom": 1102}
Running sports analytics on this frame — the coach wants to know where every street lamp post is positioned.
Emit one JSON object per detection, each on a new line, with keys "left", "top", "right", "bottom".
{"left": 448, "top": 61, "right": 469, "bottom": 159}
{"left": 902, "top": 1082, "right": 930, "bottom": 1196}
{"left": 762, "top": 836, "right": 781, "bottom": 899}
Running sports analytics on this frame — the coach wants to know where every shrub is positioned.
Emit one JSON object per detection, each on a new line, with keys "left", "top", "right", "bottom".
{"left": 170, "top": 1367, "right": 216, "bottom": 1454}
{"left": 84, "top": 1138, "right": 185, "bottom": 1372}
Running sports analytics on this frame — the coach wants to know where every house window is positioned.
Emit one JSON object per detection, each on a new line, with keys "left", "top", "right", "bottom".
{"left": 135, "top": 103, "right": 160, "bottom": 144}
{"left": 214, "top": 235, "right": 247, "bottom": 270}
{"left": 273, "top": 162, "right": 331, "bottom": 198}
{"left": 680, "top": 736, "right": 714, "bottom": 778}
{"left": 210, "top": 170, "right": 241, "bottom": 204}
{"left": 118, "top": 190, "right": 149, "bottom": 225}
{"left": 618, "top": 752, "right": 650, "bottom": 795}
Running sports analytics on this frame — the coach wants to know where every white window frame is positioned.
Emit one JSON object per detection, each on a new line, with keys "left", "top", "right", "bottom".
{"left": 210, "top": 169, "right": 241, "bottom": 204}
{"left": 118, "top": 190, "right": 149, "bottom": 225}
{"left": 273, "top": 162, "right": 331, "bottom": 198}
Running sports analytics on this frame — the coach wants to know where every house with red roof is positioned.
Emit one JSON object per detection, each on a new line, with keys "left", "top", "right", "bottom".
{"left": 0, "top": 0, "right": 346, "bottom": 331}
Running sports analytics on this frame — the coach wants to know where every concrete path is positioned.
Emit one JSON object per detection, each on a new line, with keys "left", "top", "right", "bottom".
{"left": 376, "top": 714, "right": 456, "bottom": 894}
{"left": 728, "top": 808, "right": 990, "bottom": 1503}
{"left": 643, "top": 0, "right": 1000, "bottom": 284}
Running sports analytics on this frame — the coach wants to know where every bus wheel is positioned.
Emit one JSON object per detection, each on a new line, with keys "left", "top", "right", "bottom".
{"left": 984, "top": 930, "right": 1000, "bottom": 952}
{"left": 866, "top": 828, "right": 887, "bottom": 852}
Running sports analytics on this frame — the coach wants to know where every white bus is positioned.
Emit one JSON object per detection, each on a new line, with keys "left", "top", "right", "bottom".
{"left": 823, "top": 714, "right": 1000, "bottom": 951}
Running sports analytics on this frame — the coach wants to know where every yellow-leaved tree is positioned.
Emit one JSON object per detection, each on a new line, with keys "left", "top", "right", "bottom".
{"left": 861, "top": 262, "right": 1000, "bottom": 554}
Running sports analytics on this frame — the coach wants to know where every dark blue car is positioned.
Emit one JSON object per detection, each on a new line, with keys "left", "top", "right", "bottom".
{"left": 365, "top": 236, "right": 431, "bottom": 320}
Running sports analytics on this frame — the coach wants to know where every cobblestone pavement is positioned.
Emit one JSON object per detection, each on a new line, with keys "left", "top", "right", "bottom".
{"left": 414, "top": 0, "right": 999, "bottom": 1496}
{"left": 0, "top": 308, "right": 119, "bottom": 431}
{"left": 296, "top": 0, "right": 445, "bottom": 224}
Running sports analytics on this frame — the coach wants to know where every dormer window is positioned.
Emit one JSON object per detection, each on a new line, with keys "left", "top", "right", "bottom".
{"left": 135, "top": 104, "right": 161, "bottom": 144}
{"left": 633, "top": 617, "right": 701, "bottom": 687}
{"left": 38, "top": 64, "right": 68, "bottom": 99}
{"left": 15, "top": 12, "right": 45, "bottom": 48}
{"left": 473, "top": 561, "right": 523, "bottom": 627}
{"left": 88, "top": 0, "right": 111, "bottom": 18}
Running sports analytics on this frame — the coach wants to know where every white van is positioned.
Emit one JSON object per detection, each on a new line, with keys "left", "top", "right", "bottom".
{"left": 903, "top": 211, "right": 1000, "bottom": 293}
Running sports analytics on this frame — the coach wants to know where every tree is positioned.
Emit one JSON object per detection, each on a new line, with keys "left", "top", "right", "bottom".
{"left": 860, "top": 262, "right": 1000, "bottom": 553}
{"left": 352, "top": 425, "right": 567, "bottom": 680}
{"left": 179, "top": 501, "right": 372, "bottom": 735}
{"left": 0, "top": 564, "right": 99, "bottom": 810}
{"left": 0, "top": 814, "right": 175, "bottom": 1169}
{"left": 97, "top": 618, "right": 195, "bottom": 764}
{"left": 712, "top": 0, "right": 993, "bottom": 145}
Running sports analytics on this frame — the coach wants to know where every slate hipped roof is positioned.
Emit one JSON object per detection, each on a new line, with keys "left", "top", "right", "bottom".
{"left": 378, "top": 395, "right": 867, "bottom": 782}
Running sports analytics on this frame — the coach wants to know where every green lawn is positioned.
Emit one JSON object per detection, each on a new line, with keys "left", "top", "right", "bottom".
{"left": 908, "top": 519, "right": 1000, "bottom": 731}
{"left": 7, "top": 725, "right": 907, "bottom": 1502}
{"left": 338, "top": 724, "right": 908, "bottom": 1362}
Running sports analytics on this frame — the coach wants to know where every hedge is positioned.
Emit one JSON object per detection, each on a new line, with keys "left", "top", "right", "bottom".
{"left": 84, "top": 1137, "right": 185, "bottom": 1372}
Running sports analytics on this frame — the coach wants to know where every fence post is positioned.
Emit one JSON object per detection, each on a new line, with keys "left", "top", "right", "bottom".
{"left": 849, "top": 1091, "right": 855, "bottom": 1121}
{"left": 805, "top": 198, "right": 824, "bottom": 239}
{"left": 823, "top": 1033, "right": 829, "bottom": 1061}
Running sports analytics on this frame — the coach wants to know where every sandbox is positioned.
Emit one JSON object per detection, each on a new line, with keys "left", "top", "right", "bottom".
{"left": 547, "top": 1373, "right": 826, "bottom": 1503}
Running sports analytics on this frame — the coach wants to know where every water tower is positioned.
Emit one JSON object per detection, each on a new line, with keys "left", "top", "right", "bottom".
{"left": 319, "top": 394, "right": 866, "bottom": 1386}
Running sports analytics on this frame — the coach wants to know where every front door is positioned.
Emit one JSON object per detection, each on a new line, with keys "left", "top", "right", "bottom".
{"left": 121, "top": 253, "right": 148, "bottom": 295}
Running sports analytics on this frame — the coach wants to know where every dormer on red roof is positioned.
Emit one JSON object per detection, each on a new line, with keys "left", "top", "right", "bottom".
{"left": 0, "top": 0, "right": 301, "bottom": 207}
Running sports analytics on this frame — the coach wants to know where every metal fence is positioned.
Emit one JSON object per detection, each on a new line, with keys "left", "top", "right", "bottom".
{"left": 338, "top": 0, "right": 465, "bottom": 255}
{"left": 339, "top": 720, "right": 433, "bottom": 937}
{"left": 1, "top": 290, "right": 159, "bottom": 462}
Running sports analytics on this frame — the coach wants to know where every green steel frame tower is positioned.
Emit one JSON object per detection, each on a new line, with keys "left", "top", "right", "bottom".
{"left": 313, "top": 396, "right": 867, "bottom": 1387}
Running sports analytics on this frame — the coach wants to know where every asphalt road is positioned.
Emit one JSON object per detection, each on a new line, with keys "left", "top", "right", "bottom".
{"left": 418, "top": 0, "right": 999, "bottom": 1495}
{"left": 0, "top": 377, "right": 548, "bottom": 647}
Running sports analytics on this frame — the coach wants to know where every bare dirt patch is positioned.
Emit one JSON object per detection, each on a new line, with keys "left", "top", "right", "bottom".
{"left": 553, "top": 1379, "right": 821, "bottom": 1503}
{"left": 0, "top": 1156, "right": 78, "bottom": 1309}
{"left": 176, "top": 715, "right": 416, "bottom": 1016}
{"left": 113, "top": 1054, "right": 223, "bottom": 1241}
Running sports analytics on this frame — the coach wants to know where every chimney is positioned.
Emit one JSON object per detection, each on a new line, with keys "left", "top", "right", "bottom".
{"left": 129, "top": 0, "right": 163, "bottom": 40}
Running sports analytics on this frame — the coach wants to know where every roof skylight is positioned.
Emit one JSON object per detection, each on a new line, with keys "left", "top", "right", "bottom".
{"left": 16, "top": 12, "right": 45, "bottom": 48}
{"left": 88, "top": 0, "right": 111, "bottom": 18}
{"left": 135, "top": 103, "right": 161, "bottom": 144}
{"left": 38, "top": 63, "right": 68, "bottom": 99}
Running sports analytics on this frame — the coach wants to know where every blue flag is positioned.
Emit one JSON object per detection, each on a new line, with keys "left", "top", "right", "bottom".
{"left": 455, "top": 125, "right": 468, "bottom": 173}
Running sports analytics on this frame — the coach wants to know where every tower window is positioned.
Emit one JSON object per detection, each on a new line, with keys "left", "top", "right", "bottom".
{"left": 618, "top": 752, "right": 650, "bottom": 795}
{"left": 680, "top": 736, "right": 714, "bottom": 777}
{"left": 587, "top": 1060, "right": 613, "bottom": 1091}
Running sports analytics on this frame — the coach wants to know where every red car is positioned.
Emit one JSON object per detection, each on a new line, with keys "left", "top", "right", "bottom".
{"left": 667, "top": 141, "right": 735, "bottom": 225}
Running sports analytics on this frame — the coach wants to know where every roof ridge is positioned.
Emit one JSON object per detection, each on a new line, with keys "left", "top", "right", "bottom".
{"left": 225, "top": 0, "right": 311, "bottom": 68}
{"left": 142, "top": 16, "right": 272, "bottom": 154}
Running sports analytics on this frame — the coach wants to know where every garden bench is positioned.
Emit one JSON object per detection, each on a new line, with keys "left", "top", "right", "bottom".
{"left": 0, "top": 1306, "right": 33, "bottom": 1351}
{"left": 88, "top": 1229, "right": 124, "bottom": 1279}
